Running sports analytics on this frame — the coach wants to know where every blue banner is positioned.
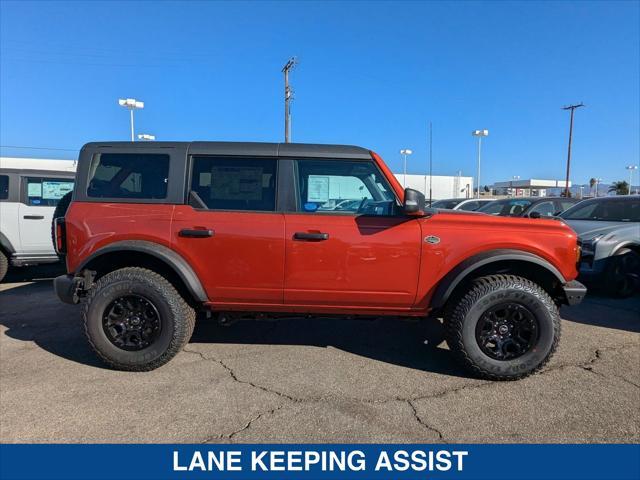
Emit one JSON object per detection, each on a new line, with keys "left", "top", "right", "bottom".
{"left": 1, "top": 444, "right": 638, "bottom": 480}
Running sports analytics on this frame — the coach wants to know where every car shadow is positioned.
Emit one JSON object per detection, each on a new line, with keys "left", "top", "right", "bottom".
{"left": 0, "top": 274, "right": 469, "bottom": 377}
{"left": 560, "top": 293, "right": 640, "bottom": 333}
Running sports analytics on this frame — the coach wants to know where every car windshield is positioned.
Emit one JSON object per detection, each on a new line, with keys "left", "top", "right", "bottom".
{"left": 560, "top": 198, "right": 640, "bottom": 222}
{"left": 477, "top": 199, "right": 533, "bottom": 216}
{"left": 432, "top": 199, "right": 462, "bottom": 209}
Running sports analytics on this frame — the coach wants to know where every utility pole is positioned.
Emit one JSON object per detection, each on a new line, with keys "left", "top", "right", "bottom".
{"left": 282, "top": 57, "right": 297, "bottom": 143}
{"left": 562, "top": 103, "right": 584, "bottom": 197}
{"left": 428, "top": 122, "right": 433, "bottom": 205}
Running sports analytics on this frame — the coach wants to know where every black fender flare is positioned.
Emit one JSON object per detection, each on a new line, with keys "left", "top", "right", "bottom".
{"left": 0, "top": 232, "right": 15, "bottom": 254}
{"left": 77, "top": 240, "right": 207, "bottom": 302}
{"left": 429, "top": 249, "right": 566, "bottom": 309}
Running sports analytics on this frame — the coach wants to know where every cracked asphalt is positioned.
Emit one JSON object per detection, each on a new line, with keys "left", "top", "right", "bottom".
{"left": 1, "top": 265, "right": 638, "bottom": 443}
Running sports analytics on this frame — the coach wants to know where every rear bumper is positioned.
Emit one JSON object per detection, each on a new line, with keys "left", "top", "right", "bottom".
{"left": 562, "top": 280, "right": 587, "bottom": 306}
{"left": 53, "top": 274, "right": 81, "bottom": 304}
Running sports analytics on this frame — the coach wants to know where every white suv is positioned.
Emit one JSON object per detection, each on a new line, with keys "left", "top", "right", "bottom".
{"left": 0, "top": 157, "right": 76, "bottom": 282}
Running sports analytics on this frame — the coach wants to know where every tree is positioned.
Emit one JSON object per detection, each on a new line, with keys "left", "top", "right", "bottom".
{"left": 608, "top": 180, "right": 629, "bottom": 195}
{"left": 589, "top": 177, "right": 597, "bottom": 195}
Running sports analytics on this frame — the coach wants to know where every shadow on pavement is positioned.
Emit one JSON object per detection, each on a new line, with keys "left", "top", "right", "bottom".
{"left": 1, "top": 271, "right": 467, "bottom": 377}
{"left": 561, "top": 293, "right": 640, "bottom": 333}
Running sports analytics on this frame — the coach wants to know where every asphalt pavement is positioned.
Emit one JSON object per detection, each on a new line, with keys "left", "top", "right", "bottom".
{"left": 1, "top": 264, "right": 638, "bottom": 443}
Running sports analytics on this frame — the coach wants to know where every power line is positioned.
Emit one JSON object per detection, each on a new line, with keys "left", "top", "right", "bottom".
{"left": 0, "top": 145, "right": 79, "bottom": 152}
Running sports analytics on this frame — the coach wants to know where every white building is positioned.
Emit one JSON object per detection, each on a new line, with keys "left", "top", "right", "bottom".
{"left": 493, "top": 179, "right": 571, "bottom": 197}
{"left": 394, "top": 174, "right": 474, "bottom": 200}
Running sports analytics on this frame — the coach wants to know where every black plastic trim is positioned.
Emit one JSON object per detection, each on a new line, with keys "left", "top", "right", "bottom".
{"left": 76, "top": 240, "right": 208, "bottom": 302}
{"left": 0, "top": 232, "right": 15, "bottom": 253}
{"left": 430, "top": 249, "right": 567, "bottom": 309}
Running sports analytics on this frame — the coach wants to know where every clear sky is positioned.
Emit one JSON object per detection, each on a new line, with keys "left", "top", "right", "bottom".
{"left": 1, "top": 0, "right": 638, "bottom": 185}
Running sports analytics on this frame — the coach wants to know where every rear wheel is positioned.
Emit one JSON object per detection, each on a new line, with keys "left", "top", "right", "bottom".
{"left": 0, "top": 250, "right": 8, "bottom": 282}
{"left": 83, "top": 267, "right": 195, "bottom": 371}
{"left": 603, "top": 248, "right": 640, "bottom": 298}
{"left": 444, "top": 275, "right": 560, "bottom": 381}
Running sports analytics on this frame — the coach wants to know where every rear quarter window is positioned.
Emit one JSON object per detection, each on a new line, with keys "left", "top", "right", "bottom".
{"left": 87, "top": 153, "right": 170, "bottom": 199}
{"left": 0, "top": 175, "right": 8, "bottom": 200}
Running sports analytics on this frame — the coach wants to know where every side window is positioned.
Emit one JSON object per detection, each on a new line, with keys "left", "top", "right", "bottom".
{"left": 296, "top": 159, "right": 397, "bottom": 215}
{"left": 529, "top": 201, "right": 556, "bottom": 217}
{"left": 190, "top": 156, "right": 277, "bottom": 211}
{"left": 87, "top": 153, "right": 169, "bottom": 199}
{"left": 458, "top": 201, "right": 479, "bottom": 211}
{"left": 559, "top": 201, "right": 576, "bottom": 212}
{"left": 0, "top": 175, "right": 8, "bottom": 200}
{"left": 25, "top": 177, "right": 74, "bottom": 207}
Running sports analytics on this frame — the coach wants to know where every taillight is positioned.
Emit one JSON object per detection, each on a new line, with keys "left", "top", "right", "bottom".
{"left": 54, "top": 218, "right": 66, "bottom": 254}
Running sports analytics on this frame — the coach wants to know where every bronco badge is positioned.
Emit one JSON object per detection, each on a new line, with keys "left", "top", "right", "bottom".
{"left": 424, "top": 235, "right": 440, "bottom": 244}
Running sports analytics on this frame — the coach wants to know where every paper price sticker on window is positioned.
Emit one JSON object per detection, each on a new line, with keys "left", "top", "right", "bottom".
{"left": 307, "top": 176, "right": 330, "bottom": 202}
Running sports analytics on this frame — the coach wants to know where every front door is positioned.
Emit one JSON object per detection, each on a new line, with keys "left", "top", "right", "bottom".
{"left": 283, "top": 158, "right": 422, "bottom": 310}
{"left": 171, "top": 155, "right": 284, "bottom": 306}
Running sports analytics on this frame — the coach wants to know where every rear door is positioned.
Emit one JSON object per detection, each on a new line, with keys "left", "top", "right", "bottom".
{"left": 283, "top": 158, "right": 422, "bottom": 310}
{"left": 171, "top": 155, "right": 285, "bottom": 305}
{"left": 18, "top": 175, "right": 74, "bottom": 254}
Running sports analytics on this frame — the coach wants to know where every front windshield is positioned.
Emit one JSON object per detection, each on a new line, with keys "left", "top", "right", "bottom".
{"left": 432, "top": 199, "right": 462, "bottom": 209}
{"left": 477, "top": 199, "right": 533, "bottom": 216}
{"left": 560, "top": 199, "right": 640, "bottom": 222}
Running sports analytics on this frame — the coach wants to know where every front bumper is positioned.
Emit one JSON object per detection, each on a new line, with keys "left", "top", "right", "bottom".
{"left": 53, "top": 274, "right": 81, "bottom": 304}
{"left": 562, "top": 280, "right": 587, "bottom": 306}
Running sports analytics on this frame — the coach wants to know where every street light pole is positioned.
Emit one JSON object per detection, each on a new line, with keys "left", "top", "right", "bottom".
{"left": 428, "top": 122, "right": 433, "bottom": 206}
{"left": 562, "top": 103, "right": 584, "bottom": 197}
{"left": 626, "top": 165, "right": 638, "bottom": 195}
{"left": 118, "top": 98, "right": 144, "bottom": 141}
{"left": 400, "top": 149, "right": 413, "bottom": 187}
{"left": 472, "top": 129, "right": 489, "bottom": 199}
{"left": 595, "top": 178, "right": 602, "bottom": 198}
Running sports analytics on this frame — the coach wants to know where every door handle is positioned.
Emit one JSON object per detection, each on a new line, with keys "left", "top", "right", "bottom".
{"left": 293, "top": 232, "right": 329, "bottom": 241}
{"left": 179, "top": 229, "right": 214, "bottom": 238}
{"left": 23, "top": 215, "right": 45, "bottom": 220}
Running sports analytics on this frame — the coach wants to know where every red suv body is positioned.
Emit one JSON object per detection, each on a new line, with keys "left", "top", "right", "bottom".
{"left": 54, "top": 142, "right": 585, "bottom": 379}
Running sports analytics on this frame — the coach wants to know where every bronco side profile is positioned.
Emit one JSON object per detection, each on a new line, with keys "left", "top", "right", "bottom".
{"left": 53, "top": 142, "right": 586, "bottom": 380}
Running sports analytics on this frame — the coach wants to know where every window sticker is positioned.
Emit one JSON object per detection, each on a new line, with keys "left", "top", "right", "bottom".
{"left": 28, "top": 182, "right": 42, "bottom": 197}
{"left": 42, "top": 181, "right": 74, "bottom": 200}
{"left": 210, "top": 166, "right": 264, "bottom": 201}
{"left": 199, "top": 172, "right": 211, "bottom": 187}
{"left": 307, "top": 176, "right": 330, "bottom": 202}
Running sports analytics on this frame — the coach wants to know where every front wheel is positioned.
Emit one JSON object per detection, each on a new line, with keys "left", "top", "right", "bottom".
{"left": 444, "top": 275, "right": 561, "bottom": 381}
{"left": 83, "top": 267, "right": 195, "bottom": 371}
{"left": 603, "top": 248, "right": 640, "bottom": 298}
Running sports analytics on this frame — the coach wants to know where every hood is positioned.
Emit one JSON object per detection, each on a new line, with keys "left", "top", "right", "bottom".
{"left": 563, "top": 219, "right": 640, "bottom": 241}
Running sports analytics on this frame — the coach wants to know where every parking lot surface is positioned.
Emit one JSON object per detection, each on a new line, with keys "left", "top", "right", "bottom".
{"left": 1, "top": 265, "right": 638, "bottom": 443}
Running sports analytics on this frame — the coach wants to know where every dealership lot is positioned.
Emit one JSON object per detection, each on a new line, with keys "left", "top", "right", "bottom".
{"left": 0, "top": 265, "right": 638, "bottom": 443}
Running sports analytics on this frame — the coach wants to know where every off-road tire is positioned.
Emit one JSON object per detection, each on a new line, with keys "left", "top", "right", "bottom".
{"left": 83, "top": 267, "right": 195, "bottom": 371}
{"left": 0, "top": 250, "right": 8, "bottom": 282}
{"left": 444, "top": 274, "right": 561, "bottom": 381}
{"left": 50, "top": 191, "right": 73, "bottom": 254}
{"left": 603, "top": 248, "right": 640, "bottom": 298}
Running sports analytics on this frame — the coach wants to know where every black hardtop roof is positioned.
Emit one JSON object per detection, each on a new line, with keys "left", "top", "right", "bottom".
{"left": 81, "top": 141, "right": 372, "bottom": 160}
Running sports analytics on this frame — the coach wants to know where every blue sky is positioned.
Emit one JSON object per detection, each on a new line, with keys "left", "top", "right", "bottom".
{"left": 1, "top": 0, "right": 638, "bottom": 185}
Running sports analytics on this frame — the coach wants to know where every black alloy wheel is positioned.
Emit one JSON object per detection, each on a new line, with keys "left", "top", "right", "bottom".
{"left": 102, "top": 295, "right": 162, "bottom": 351}
{"left": 475, "top": 302, "right": 539, "bottom": 361}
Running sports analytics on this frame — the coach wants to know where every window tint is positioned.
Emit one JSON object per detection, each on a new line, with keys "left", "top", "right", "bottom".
{"left": 559, "top": 200, "right": 577, "bottom": 212}
{"left": 561, "top": 199, "right": 640, "bottom": 222}
{"left": 190, "top": 156, "right": 277, "bottom": 211}
{"left": 25, "top": 177, "right": 74, "bottom": 206}
{"left": 432, "top": 199, "right": 462, "bottom": 209}
{"left": 87, "top": 153, "right": 169, "bottom": 199}
{"left": 458, "top": 201, "right": 480, "bottom": 211}
{"left": 478, "top": 199, "right": 533, "bottom": 216}
{"left": 529, "top": 201, "right": 556, "bottom": 217}
{"left": 0, "top": 175, "right": 8, "bottom": 200}
{"left": 296, "top": 159, "right": 396, "bottom": 216}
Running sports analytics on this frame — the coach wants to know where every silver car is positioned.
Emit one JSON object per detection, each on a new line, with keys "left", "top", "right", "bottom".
{"left": 560, "top": 196, "right": 640, "bottom": 297}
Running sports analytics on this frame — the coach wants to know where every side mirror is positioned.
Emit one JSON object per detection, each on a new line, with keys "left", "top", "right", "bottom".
{"left": 403, "top": 188, "right": 426, "bottom": 215}
{"left": 529, "top": 211, "right": 541, "bottom": 219}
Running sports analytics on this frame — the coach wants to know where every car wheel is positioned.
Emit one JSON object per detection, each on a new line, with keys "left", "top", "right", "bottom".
{"left": 604, "top": 248, "right": 640, "bottom": 298}
{"left": 83, "top": 267, "right": 195, "bottom": 371}
{"left": 444, "top": 274, "right": 560, "bottom": 381}
{"left": 50, "top": 191, "right": 73, "bottom": 254}
{"left": 0, "top": 250, "right": 8, "bottom": 282}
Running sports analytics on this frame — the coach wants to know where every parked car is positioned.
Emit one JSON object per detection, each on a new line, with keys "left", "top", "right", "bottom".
{"left": 0, "top": 158, "right": 76, "bottom": 282}
{"left": 477, "top": 197, "right": 580, "bottom": 218}
{"left": 560, "top": 195, "right": 640, "bottom": 297}
{"left": 431, "top": 198, "right": 495, "bottom": 211}
{"left": 53, "top": 141, "right": 585, "bottom": 379}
